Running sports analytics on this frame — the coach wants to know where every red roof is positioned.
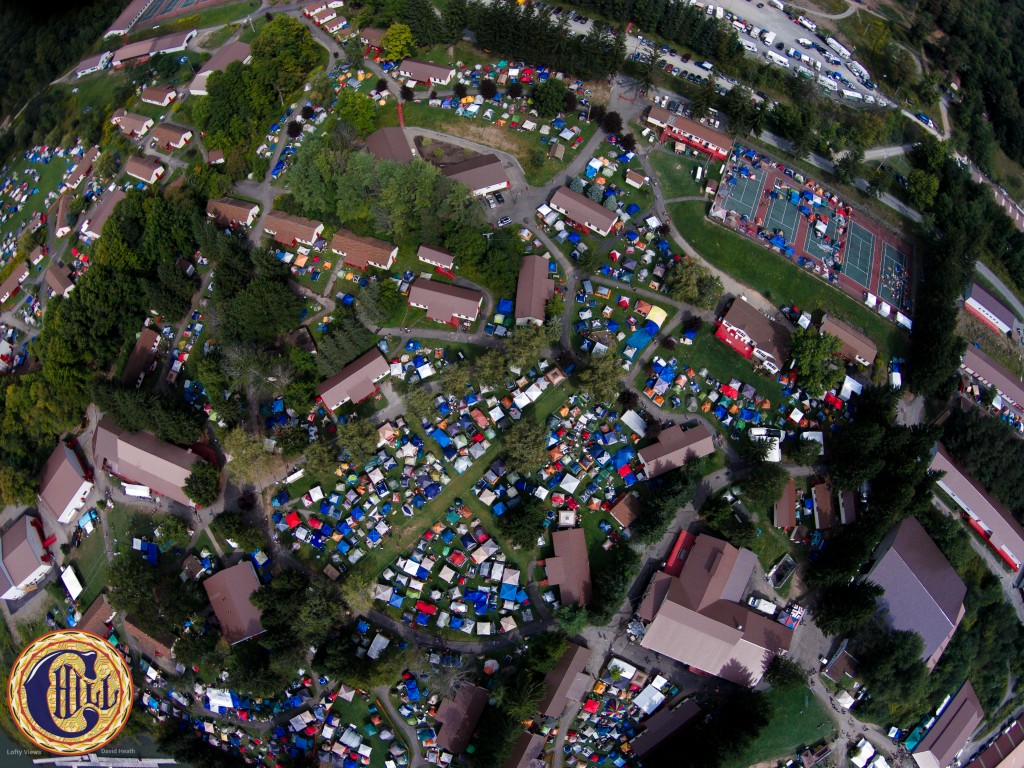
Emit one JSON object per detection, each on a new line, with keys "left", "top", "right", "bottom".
{"left": 664, "top": 530, "right": 696, "bottom": 577}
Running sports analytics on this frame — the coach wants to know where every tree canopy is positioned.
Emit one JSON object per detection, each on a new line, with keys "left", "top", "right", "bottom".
{"left": 789, "top": 327, "right": 844, "bottom": 396}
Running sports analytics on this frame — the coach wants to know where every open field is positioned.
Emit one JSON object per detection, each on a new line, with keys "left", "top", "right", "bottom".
{"left": 648, "top": 149, "right": 706, "bottom": 200}
{"left": 721, "top": 686, "right": 836, "bottom": 768}
{"left": 70, "top": 526, "right": 109, "bottom": 610}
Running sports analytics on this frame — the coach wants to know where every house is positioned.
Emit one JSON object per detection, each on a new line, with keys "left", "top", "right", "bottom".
{"left": 140, "top": 85, "right": 176, "bottom": 107}
{"left": 632, "top": 700, "right": 702, "bottom": 759}
{"left": 125, "top": 155, "right": 165, "bottom": 185}
{"left": 645, "top": 106, "right": 731, "bottom": 161}
{"left": 151, "top": 123, "right": 193, "bottom": 150}
{"left": 545, "top": 528, "right": 592, "bottom": 606}
{"left": 408, "top": 281, "right": 484, "bottom": 325}
{"left": 75, "top": 595, "right": 115, "bottom": 637}
{"left": 442, "top": 154, "right": 510, "bottom": 196}
{"left": 359, "top": 27, "right": 386, "bottom": 52}
{"left": 121, "top": 328, "right": 161, "bottom": 387}
{"left": 38, "top": 443, "right": 93, "bottom": 525}
{"left": 638, "top": 533, "right": 792, "bottom": 686}
{"left": 105, "top": 0, "right": 157, "bottom": 36}
{"left": 330, "top": 229, "right": 397, "bottom": 271}
{"left": 112, "top": 30, "right": 196, "bottom": 68}
{"left": 609, "top": 493, "right": 642, "bottom": 531}
{"left": 396, "top": 59, "right": 456, "bottom": 86}
{"left": 263, "top": 210, "right": 324, "bottom": 247}
{"left": 549, "top": 187, "right": 619, "bottom": 237}
{"left": 637, "top": 423, "right": 716, "bottom": 479}
{"left": 539, "top": 642, "right": 591, "bottom": 717}
{"left": 930, "top": 444, "right": 1024, "bottom": 572}
{"left": 912, "top": 682, "right": 983, "bottom": 768}
{"left": 122, "top": 614, "right": 178, "bottom": 675}
{"left": 961, "top": 346, "right": 1024, "bottom": 415}
{"left": 92, "top": 416, "right": 200, "bottom": 507}
{"left": 715, "top": 297, "right": 792, "bottom": 375}
{"left": 365, "top": 126, "right": 415, "bottom": 164}
{"left": 312, "top": 7, "right": 337, "bottom": 25}
{"left": 303, "top": 0, "right": 328, "bottom": 15}
{"left": 503, "top": 733, "right": 548, "bottom": 768}
{"left": 324, "top": 17, "right": 349, "bottom": 35}
{"left": 866, "top": 517, "right": 967, "bottom": 670}
{"left": 515, "top": 254, "right": 554, "bottom": 326}
{"left": 625, "top": 169, "right": 647, "bottom": 189}
{"left": 208, "top": 149, "right": 225, "bottom": 165}
{"left": 811, "top": 479, "right": 835, "bottom": 530}
{"left": 820, "top": 314, "right": 877, "bottom": 366}
{"left": 0, "top": 263, "right": 30, "bottom": 304}
{"left": 66, "top": 146, "right": 100, "bottom": 190}
{"left": 434, "top": 683, "right": 489, "bottom": 753}
{"left": 317, "top": 349, "right": 390, "bottom": 411}
{"left": 967, "top": 711, "right": 1024, "bottom": 768}
{"left": 203, "top": 561, "right": 265, "bottom": 645}
{"left": 206, "top": 197, "right": 260, "bottom": 229}
{"left": 44, "top": 261, "right": 75, "bottom": 298}
{"left": 110, "top": 109, "right": 154, "bottom": 138}
{"left": 774, "top": 475, "right": 797, "bottom": 528}
{"left": 54, "top": 194, "right": 74, "bottom": 239}
{"left": 964, "top": 282, "right": 1015, "bottom": 335}
{"left": 76, "top": 51, "right": 113, "bottom": 77}
{"left": 0, "top": 515, "right": 53, "bottom": 601}
{"left": 80, "top": 189, "right": 126, "bottom": 241}
{"left": 417, "top": 244, "right": 455, "bottom": 271}
{"left": 189, "top": 41, "right": 252, "bottom": 95}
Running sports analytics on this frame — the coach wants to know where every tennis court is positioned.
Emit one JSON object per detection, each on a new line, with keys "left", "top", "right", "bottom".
{"left": 803, "top": 216, "right": 841, "bottom": 260}
{"left": 764, "top": 195, "right": 802, "bottom": 240}
{"left": 878, "top": 242, "right": 910, "bottom": 306}
{"left": 724, "top": 173, "right": 762, "bottom": 220}
{"left": 842, "top": 221, "right": 875, "bottom": 289}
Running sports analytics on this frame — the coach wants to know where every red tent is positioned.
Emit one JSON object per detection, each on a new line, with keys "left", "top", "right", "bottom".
{"left": 415, "top": 601, "right": 437, "bottom": 615}
{"left": 285, "top": 511, "right": 301, "bottom": 528}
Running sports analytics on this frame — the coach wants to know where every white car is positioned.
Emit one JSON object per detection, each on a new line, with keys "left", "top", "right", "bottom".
{"left": 497, "top": 216, "right": 512, "bottom": 227}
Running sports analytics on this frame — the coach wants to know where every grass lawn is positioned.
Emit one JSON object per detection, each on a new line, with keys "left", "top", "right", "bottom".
{"left": 328, "top": 694, "right": 407, "bottom": 768}
{"left": 991, "top": 145, "right": 1024, "bottom": 205}
{"left": 0, "top": 153, "right": 69, "bottom": 243}
{"left": 648, "top": 149, "right": 708, "bottom": 200}
{"left": 419, "top": 42, "right": 496, "bottom": 71}
{"left": 668, "top": 201, "right": 909, "bottom": 361}
{"left": 797, "top": 0, "right": 849, "bottom": 13}
{"left": 239, "top": 15, "right": 270, "bottom": 44}
{"left": 107, "top": 503, "right": 161, "bottom": 555}
{"left": 192, "top": 530, "right": 217, "bottom": 557}
{"left": 743, "top": 507, "right": 793, "bottom": 571}
{"left": 202, "top": 25, "right": 236, "bottom": 51}
{"left": 70, "top": 69, "right": 129, "bottom": 115}
{"left": 70, "top": 526, "right": 109, "bottom": 610}
{"left": 132, "top": 0, "right": 261, "bottom": 40}
{"left": 721, "top": 686, "right": 836, "bottom": 768}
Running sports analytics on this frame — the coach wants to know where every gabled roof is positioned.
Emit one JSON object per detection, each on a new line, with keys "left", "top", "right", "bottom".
{"left": 609, "top": 493, "right": 642, "bottom": 529}
{"left": 44, "top": 261, "right": 74, "bottom": 295}
{"left": 67, "top": 146, "right": 100, "bottom": 188}
{"left": 515, "top": 254, "right": 554, "bottom": 322}
{"left": 203, "top": 561, "right": 265, "bottom": 645}
{"left": 637, "top": 424, "right": 716, "bottom": 478}
{"left": 539, "top": 642, "right": 591, "bottom": 717}
{"left": 122, "top": 614, "right": 177, "bottom": 672}
{"left": 1, "top": 516, "right": 45, "bottom": 587}
{"left": 124, "top": 155, "right": 163, "bottom": 181}
{"left": 549, "top": 187, "right": 618, "bottom": 234}
{"left": 546, "top": 528, "right": 592, "bottom": 606}
{"left": 140, "top": 85, "right": 175, "bottom": 104}
{"left": 820, "top": 314, "right": 877, "bottom": 365}
{"left": 646, "top": 106, "right": 733, "bottom": 149}
{"left": 82, "top": 189, "right": 126, "bottom": 239}
{"left": 330, "top": 229, "right": 395, "bottom": 269}
{"left": 868, "top": 517, "right": 966, "bottom": 668}
{"left": 206, "top": 197, "right": 258, "bottom": 227}
{"left": 417, "top": 244, "right": 455, "bottom": 270}
{"left": 76, "top": 595, "right": 115, "bottom": 636}
{"left": 263, "top": 210, "right": 323, "bottom": 245}
{"left": 120, "top": 327, "right": 160, "bottom": 385}
{"left": 397, "top": 58, "right": 455, "bottom": 82}
{"left": 633, "top": 699, "right": 702, "bottom": 758}
{"left": 913, "top": 682, "right": 983, "bottom": 768}
{"left": 774, "top": 475, "right": 797, "bottom": 528}
{"left": 962, "top": 347, "right": 1024, "bottom": 412}
{"left": 359, "top": 27, "right": 385, "bottom": 47}
{"left": 365, "top": 127, "right": 415, "bottom": 164}
{"left": 317, "top": 348, "right": 390, "bottom": 408}
{"left": 965, "top": 282, "right": 1016, "bottom": 331}
{"left": 722, "top": 298, "right": 791, "bottom": 365}
{"left": 92, "top": 416, "right": 199, "bottom": 506}
{"left": 38, "top": 443, "right": 90, "bottom": 521}
{"left": 0, "top": 262, "right": 30, "bottom": 300}
{"left": 196, "top": 41, "right": 251, "bottom": 75}
{"left": 435, "top": 683, "right": 489, "bottom": 753}
{"left": 442, "top": 154, "right": 509, "bottom": 192}
{"left": 408, "top": 280, "right": 483, "bottom": 323}
{"left": 151, "top": 123, "right": 192, "bottom": 145}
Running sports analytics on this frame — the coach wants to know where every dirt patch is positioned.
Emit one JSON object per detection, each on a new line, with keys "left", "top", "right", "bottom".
{"left": 422, "top": 121, "right": 531, "bottom": 166}
{"left": 413, "top": 136, "right": 481, "bottom": 169}
{"left": 957, "top": 311, "right": 1024, "bottom": 376}
{"left": 581, "top": 78, "right": 612, "bottom": 104}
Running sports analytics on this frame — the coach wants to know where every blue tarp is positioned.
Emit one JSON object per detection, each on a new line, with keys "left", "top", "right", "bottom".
{"left": 499, "top": 583, "right": 518, "bottom": 600}
{"left": 464, "top": 590, "right": 489, "bottom": 614}
{"left": 627, "top": 329, "right": 653, "bottom": 352}
{"left": 497, "top": 298, "right": 513, "bottom": 314}
{"left": 567, "top": 232, "right": 581, "bottom": 244}
{"left": 389, "top": 593, "right": 404, "bottom": 609}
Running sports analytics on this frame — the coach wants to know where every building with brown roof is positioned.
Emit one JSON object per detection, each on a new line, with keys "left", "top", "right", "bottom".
{"left": 715, "top": 298, "right": 792, "bottom": 375}
{"left": 811, "top": 479, "right": 835, "bottom": 530}
{"left": 442, "top": 154, "right": 510, "bottom": 196}
{"left": 80, "top": 189, "right": 126, "bottom": 241}
{"left": 203, "top": 561, "right": 265, "bottom": 645}
{"left": 125, "top": 155, "right": 165, "bottom": 184}
{"left": 66, "top": 146, "right": 100, "bottom": 190}
{"left": 317, "top": 349, "right": 391, "bottom": 411}
{"left": 930, "top": 444, "right": 1024, "bottom": 572}
{"left": 965, "top": 282, "right": 1016, "bottom": 336}
{"left": 638, "top": 423, "right": 716, "bottom": 479}
{"left": 190, "top": 41, "right": 252, "bottom": 95}
{"left": 503, "top": 732, "right": 548, "bottom": 768}
{"left": 515, "top": 254, "right": 554, "bottom": 326}
{"left": 609, "top": 493, "right": 642, "bottom": 531}
{"left": 77, "top": 51, "right": 114, "bottom": 77}
{"left": 263, "top": 210, "right": 324, "bottom": 247}
{"left": 913, "top": 682, "right": 984, "bottom": 768}
{"left": 539, "top": 642, "right": 591, "bottom": 717}
{"left": 639, "top": 534, "right": 790, "bottom": 686}
{"left": 76, "top": 595, "right": 115, "bottom": 637}
{"left": 206, "top": 197, "right": 260, "bottom": 229}
{"left": 625, "top": 169, "right": 647, "bottom": 189}
{"left": 121, "top": 327, "right": 161, "bottom": 387}
{"left": 0, "top": 262, "right": 30, "bottom": 304}
{"left": 396, "top": 59, "right": 455, "bottom": 86}
{"left": 417, "top": 244, "right": 455, "bottom": 271}
{"left": 434, "top": 683, "right": 489, "bottom": 753}
{"left": 151, "top": 123, "right": 193, "bottom": 150}
{"left": 106, "top": 0, "right": 156, "bottom": 36}
{"left": 968, "top": 712, "right": 1024, "bottom": 768}
{"left": 961, "top": 347, "right": 1024, "bottom": 416}
{"left": 408, "top": 280, "right": 483, "bottom": 325}
{"left": 820, "top": 314, "right": 877, "bottom": 366}
{"left": 867, "top": 517, "right": 967, "bottom": 670}
{"left": 122, "top": 614, "right": 178, "bottom": 674}
{"left": 632, "top": 699, "right": 702, "bottom": 759}
{"left": 0, "top": 515, "right": 53, "bottom": 601}
{"left": 549, "top": 187, "right": 619, "bottom": 237}
{"left": 331, "top": 229, "right": 397, "bottom": 271}
{"left": 92, "top": 416, "right": 201, "bottom": 507}
{"left": 365, "top": 127, "right": 415, "bottom": 164}
{"left": 774, "top": 475, "right": 797, "bottom": 528}
{"left": 54, "top": 194, "right": 75, "bottom": 239}
{"left": 110, "top": 108, "right": 154, "bottom": 137}
{"left": 545, "top": 529, "right": 592, "bottom": 606}
{"left": 140, "top": 85, "right": 176, "bottom": 107}
{"left": 38, "top": 443, "right": 93, "bottom": 525}
{"left": 645, "top": 106, "right": 731, "bottom": 162}
{"left": 44, "top": 261, "right": 75, "bottom": 298}
{"left": 360, "top": 27, "right": 386, "bottom": 50}
{"left": 112, "top": 30, "right": 196, "bottom": 67}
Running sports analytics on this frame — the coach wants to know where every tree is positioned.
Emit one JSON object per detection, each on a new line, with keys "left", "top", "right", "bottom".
{"left": 334, "top": 90, "right": 378, "bottom": 137}
{"left": 907, "top": 169, "right": 939, "bottom": 210}
{"left": 473, "top": 348, "right": 508, "bottom": 390}
{"left": 765, "top": 656, "right": 807, "bottom": 690}
{"left": 665, "top": 256, "right": 722, "bottom": 310}
{"left": 497, "top": 497, "right": 546, "bottom": 548}
{"left": 95, "top": 151, "right": 118, "bottom": 180}
{"left": 857, "top": 629, "right": 928, "bottom": 721}
{"left": 211, "top": 510, "right": 267, "bottom": 551}
{"left": 436, "top": 361, "right": 470, "bottom": 395}
{"left": 304, "top": 438, "right": 339, "bottom": 481}
{"left": 336, "top": 419, "right": 379, "bottom": 467}
{"left": 787, "top": 437, "right": 822, "bottom": 466}
{"left": 287, "top": 120, "right": 303, "bottom": 139}
{"left": 503, "top": 420, "right": 548, "bottom": 474}
{"left": 577, "top": 352, "right": 621, "bottom": 404}
{"left": 602, "top": 111, "right": 623, "bottom": 135}
{"left": 156, "top": 515, "right": 190, "bottom": 549}
{"left": 185, "top": 461, "right": 220, "bottom": 507}
{"left": 789, "top": 327, "right": 844, "bottom": 396}
{"left": 555, "top": 605, "right": 589, "bottom": 636}
{"left": 504, "top": 325, "right": 547, "bottom": 370}
{"left": 400, "top": 85, "right": 414, "bottom": 101}
{"left": 507, "top": 82, "right": 523, "bottom": 99}
{"left": 741, "top": 462, "right": 789, "bottom": 510}
{"left": 381, "top": 23, "right": 415, "bottom": 61}
{"left": 585, "top": 183, "right": 603, "bottom": 202}
{"left": 221, "top": 427, "right": 277, "bottom": 484}
{"left": 494, "top": 673, "right": 546, "bottom": 721}
{"left": 526, "top": 632, "right": 567, "bottom": 673}
{"left": 479, "top": 79, "right": 497, "bottom": 100}
{"left": 453, "top": 82, "right": 467, "bottom": 99}
{"left": 736, "top": 431, "right": 772, "bottom": 464}
{"left": 813, "top": 581, "right": 883, "bottom": 636}
{"left": 308, "top": 68, "right": 333, "bottom": 105}
{"left": 0, "top": 464, "right": 36, "bottom": 507}
{"left": 619, "top": 133, "right": 636, "bottom": 152}
{"left": 222, "top": 277, "right": 303, "bottom": 344}
{"left": 834, "top": 145, "right": 863, "bottom": 184}
{"left": 532, "top": 79, "right": 568, "bottom": 118}
{"left": 356, "top": 278, "right": 402, "bottom": 329}
{"left": 108, "top": 553, "right": 158, "bottom": 624}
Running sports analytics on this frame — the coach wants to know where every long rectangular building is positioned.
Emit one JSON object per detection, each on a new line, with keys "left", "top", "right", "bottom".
{"left": 549, "top": 187, "right": 618, "bottom": 237}
{"left": 961, "top": 347, "right": 1024, "bottom": 415}
{"left": 638, "top": 423, "right": 716, "bottom": 478}
{"left": 408, "top": 281, "right": 483, "bottom": 325}
{"left": 645, "top": 106, "right": 731, "bottom": 162}
{"left": 515, "top": 254, "right": 554, "bottom": 326}
{"left": 317, "top": 349, "right": 390, "bottom": 411}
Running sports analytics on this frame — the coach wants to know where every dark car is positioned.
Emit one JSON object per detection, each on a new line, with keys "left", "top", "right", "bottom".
{"left": 681, "top": 53, "right": 691, "bottom": 63}
{"left": 494, "top": 191, "right": 505, "bottom": 204}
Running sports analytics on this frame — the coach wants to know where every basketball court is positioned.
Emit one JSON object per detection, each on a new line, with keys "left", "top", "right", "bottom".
{"left": 878, "top": 242, "right": 910, "bottom": 307}
{"left": 764, "top": 194, "right": 802, "bottom": 241}
{"left": 842, "top": 221, "right": 875, "bottom": 289}
{"left": 724, "top": 173, "right": 762, "bottom": 220}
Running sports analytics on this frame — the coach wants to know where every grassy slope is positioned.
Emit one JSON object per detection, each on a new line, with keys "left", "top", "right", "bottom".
{"left": 721, "top": 686, "right": 836, "bottom": 768}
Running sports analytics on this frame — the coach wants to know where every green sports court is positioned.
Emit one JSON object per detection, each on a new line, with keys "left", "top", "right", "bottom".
{"left": 878, "top": 242, "right": 909, "bottom": 306}
{"left": 764, "top": 194, "right": 802, "bottom": 240}
{"left": 724, "top": 173, "right": 762, "bottom": 220}
{"left": 842, "top": 221, "right": 875, "bottom": 289}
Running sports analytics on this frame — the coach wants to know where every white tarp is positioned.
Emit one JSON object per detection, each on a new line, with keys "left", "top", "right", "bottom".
{"left": 367, "top": 633, "right": 390, "bottom": 660}
{"left": 123, "top": 483, "right": 151, "bottom": 498}
{"left": 633, "top": 685, "right": 666, "bottom": 715}
{"left": 61, "top": 567, "right": 84, "bottom": 600}
{"left": 206, "top": 689, "right": 234, "bottom": 710}
{"left": 621, "top": 409, "right": 647, "bottom": 436}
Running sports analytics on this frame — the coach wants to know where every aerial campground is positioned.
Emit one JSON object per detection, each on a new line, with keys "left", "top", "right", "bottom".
{"left": 2, "top": 0, "right": 1024, "bottom": 766}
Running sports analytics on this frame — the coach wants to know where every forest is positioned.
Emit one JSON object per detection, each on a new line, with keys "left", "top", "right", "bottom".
{"left": 941, "top": 408, "right": 1024, "bottom": 514}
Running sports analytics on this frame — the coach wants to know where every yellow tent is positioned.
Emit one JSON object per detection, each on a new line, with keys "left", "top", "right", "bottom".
{"left": 646, "top": 306, "right": 669, "bottom": 328}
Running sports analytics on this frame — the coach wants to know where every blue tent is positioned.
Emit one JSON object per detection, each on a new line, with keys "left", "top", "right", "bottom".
{"left": 770, "top": 235, "right": 787, "bottom": 248}
{"left": 356, "top": 620, "right": 369, "bottom": 633}
{"left": 625, "top": 230, "right": 639, "bottom": 242}
{"left": 625, "top": 203, "right": 641, "bottom": 216}
{"left": 627, "top": 329, "right": 653, "bottom": 352}
{"left": 499, "top": 583, "right": 518, "bottom": 600}
{"left": 789, "top": 191, "right": 800, "bottom": 204}
{"left": 802, "top": 190, "right": 814, "bottom": 199}
{"left": 367, "top": 529, "right": 381, "bottom": 544}
{"left": 799, "top": 205, "right": 811, "bottom": 215}
{"left": 405, "top": 679, "right": 420, "bottom": 701}
{"left": 657, "top": 239, "right": 670, "bottom": 252}
{"left": 622, "top": 472, "right": 637, "bottom": 487}
{"left": 643, "top": 320, "right": 660, "bottom": 335}
{"left": 567, "top": 232, "right": 581, "bottom": 244}
{"left": 424, "top": 482, "right": 442, "bottom": 500}
{"left": 497, "top": 298, "right": 513, "bottom": 314}
{"left": 493, "top": 501, "right": 506, "bottom": 517}
{"left": 450, "top": 617, "right": 464, "bottom": 630}
{"left": 465, "top": 590, "right": 489, "bottom": 613}
{"left": 739, "top": 167, "right": 751, "bottom": 177}
{"left": 613, "top": 448, "right": 635, "bottom": 468}
{"left": 389, "top": 593, "right": 404, "bottom": 609}
{"left": 415, "top": 612, "right": 429, "bottom": 626}
{"left": 430, "top": 429, "right": 452, "bottom": 448}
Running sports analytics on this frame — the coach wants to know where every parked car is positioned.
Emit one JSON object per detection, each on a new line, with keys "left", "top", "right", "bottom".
{"left": 672, "top": 66, "right": 681, "bottom": 76}
{"left": 497, "top": 216, "right": 512, "bottom": 227}
{"left": 486, "top": 194, "right": 497, "bottom": 208}
{"left": 494, "top": 191, "right": 505, "bottom": 204}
